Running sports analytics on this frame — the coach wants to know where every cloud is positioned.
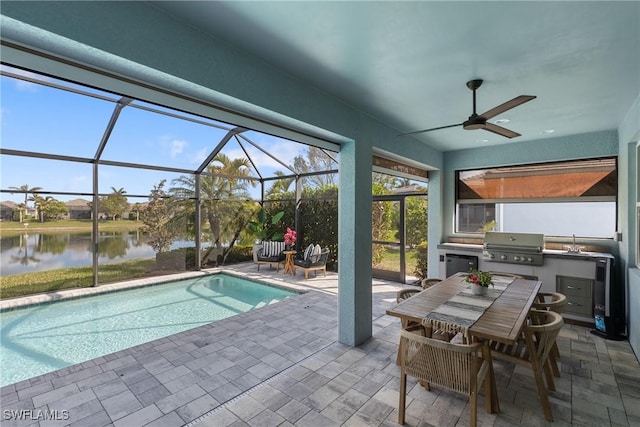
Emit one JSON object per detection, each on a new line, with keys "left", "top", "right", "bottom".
{"left": 170, "top": 139, "right": 188, "bottom": 158}
{"left": 191, "top": 147, "right": 210, "bottom": 165}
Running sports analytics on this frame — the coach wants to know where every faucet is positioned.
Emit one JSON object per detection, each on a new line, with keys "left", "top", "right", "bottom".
{"left": 567, "top": 234, "right": 581, "bottom": 253}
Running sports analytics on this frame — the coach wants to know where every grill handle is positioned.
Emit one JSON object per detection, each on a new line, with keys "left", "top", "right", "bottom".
{"left": 483, "top": 244, "right": 543, "bottom": 253}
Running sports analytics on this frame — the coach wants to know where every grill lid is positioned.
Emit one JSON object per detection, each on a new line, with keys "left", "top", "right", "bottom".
{"left": 483, "top": 232, "right": 544, "bottom": 253}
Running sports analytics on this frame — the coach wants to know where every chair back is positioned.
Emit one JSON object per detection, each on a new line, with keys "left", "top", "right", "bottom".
{"left": 533, "top": 292, "right": 567, "bottom": 314}
{"left": 526, "top": 309, "right": 564, "bottom": 365}
{"left": 399, "top": 329, "right": 486, "bottom": 395}
{"left": 317, "top": 248, "right": 330, "bottom": 265}
{"left": 396, "top": 288, "right": 420, "bottom": 303}
{"left": 421, "top": 278, "right": 442, "bottom": 289}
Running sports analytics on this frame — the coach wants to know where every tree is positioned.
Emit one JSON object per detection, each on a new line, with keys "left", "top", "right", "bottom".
{"left": 101, "top": 187, "right": 129, "bottom": 220}
{"left": 171, "top": 153, "right": 254, "bottom": 248}
{"left": 405, "top": 196, "right": 427, "bottom": 248}
{"left": 142, "top": 180, "right": 179, "bottom": 253}
{"left": 32, "top": 195, "right": 68, "bottom": 221}
{"left": 8, "top": 184, "right": 43, "bottom": 222}
{"left": 8, "top": 184, "right": 43, "bottom": 207}
{"left": 291, "top": 146, "right": 337, "bottom": 188}
{"left": 265, "top": 170, "right": 294, "bottom": 198}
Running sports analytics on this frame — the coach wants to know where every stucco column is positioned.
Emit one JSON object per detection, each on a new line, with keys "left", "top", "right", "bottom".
{"left": 338, "top": 140, "right": 373, "bottom": 346}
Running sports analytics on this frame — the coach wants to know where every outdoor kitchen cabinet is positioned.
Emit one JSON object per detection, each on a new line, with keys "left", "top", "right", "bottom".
{"left": 556, "top": 275, "right": 593, "bottom": 317}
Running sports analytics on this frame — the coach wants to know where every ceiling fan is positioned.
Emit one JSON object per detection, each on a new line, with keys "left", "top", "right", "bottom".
{"left": 401, "top": 79, "right": 536, "bottom": 139}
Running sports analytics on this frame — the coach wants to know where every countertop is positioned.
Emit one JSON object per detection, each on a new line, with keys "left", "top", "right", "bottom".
{"left": 437, "top": 242, "right": 614, "bottom": 261}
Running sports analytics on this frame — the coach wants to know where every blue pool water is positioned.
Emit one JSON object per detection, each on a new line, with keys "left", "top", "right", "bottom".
{"left": 0, "top": 274, "right": 296, "bottom": 387}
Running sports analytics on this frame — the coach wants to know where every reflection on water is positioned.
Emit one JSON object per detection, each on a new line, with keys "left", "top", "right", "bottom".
{"left": 0, "top": 230, "right": 194, "bottom": 276}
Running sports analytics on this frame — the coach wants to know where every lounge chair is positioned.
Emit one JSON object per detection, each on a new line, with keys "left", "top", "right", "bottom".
{"left": 294, "top": 247, "right": 330, "bottom": 279}
{"left": 256, "top": 241, "right": 286, "bottom": 272}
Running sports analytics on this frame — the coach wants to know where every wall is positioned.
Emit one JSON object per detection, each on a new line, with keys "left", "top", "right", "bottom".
{"left": 618, "top": 94, "right": 640, "bottom": 358}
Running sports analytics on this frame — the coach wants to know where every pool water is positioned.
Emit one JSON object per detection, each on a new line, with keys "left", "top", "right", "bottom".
{"left": 0, "top": 274, "right": 296, "bottom": 387}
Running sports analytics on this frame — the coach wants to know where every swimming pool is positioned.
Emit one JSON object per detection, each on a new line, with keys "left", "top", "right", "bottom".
{"left": 0, "top": 273, "right": 297, "bottom": 387}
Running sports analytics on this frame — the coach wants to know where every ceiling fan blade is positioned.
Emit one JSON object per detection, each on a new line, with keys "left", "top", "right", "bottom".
{"left": 398, "top": 123, "right": 462, "bottom": 137}
{"left": 480, "top": 95, "right": 536, "bottom": 120}
{"left": 482, "top": 122, "right": 521, "bottom": 139}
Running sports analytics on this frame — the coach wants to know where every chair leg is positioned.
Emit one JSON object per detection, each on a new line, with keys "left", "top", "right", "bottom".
{"left": 533, "top": 362, "right": 554, "bottom": 421}
{"left": 549, "top": 348, "right": 561, "bottom": 377}
{"left": 470, "top": 389, "right": 478, "bottom": 427}
{"left": 543, "top": 358, "right": 556, "bottom": 391}
{"left": 398, "top": 372, "right": 407, "bottom": 424}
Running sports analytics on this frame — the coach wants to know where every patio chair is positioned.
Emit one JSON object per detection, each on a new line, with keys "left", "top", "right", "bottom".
{"left": 294, "top": 247, "right": 330, "bottom": 279}
{"left": 533, "top": 292, "right": 567, "bottom": 375}
{"left": 256, "top": 241, "right": 286, "bottom": 272}
{"left": 488, "top": 309, "right": 563, "bottom": 421}
{"left": 421, "top": 277, "right": 442, "bottom": 289}
{"left": 397, "top": 329, "right": 497, "bottom": 427}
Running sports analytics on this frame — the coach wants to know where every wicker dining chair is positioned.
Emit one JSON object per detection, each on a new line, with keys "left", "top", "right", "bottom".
{"left": 489, "top": 310, "right": 563, "bottom": 422}
{"left": 396, "top": 288, "right": 422, "bottom": 330}
{"left": 421, "top": 277, "right": 442, "bottom": 289}
{"left": 533, "top": 292, "right": 567, "bottom": 376}
{"left": 398, "top": 329, "right": 497, "bottom": 427}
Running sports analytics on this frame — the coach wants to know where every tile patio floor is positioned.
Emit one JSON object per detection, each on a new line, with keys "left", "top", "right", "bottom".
{"left": 1, "top": 262, "right": 639, "bottom": 426}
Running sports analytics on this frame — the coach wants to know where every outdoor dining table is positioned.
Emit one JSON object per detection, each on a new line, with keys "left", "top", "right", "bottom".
{"left": 386, "top": 272, "right": 542, "bottom": 345}
{"left": 386, "top": 271, "right": 542, "bottom": 413}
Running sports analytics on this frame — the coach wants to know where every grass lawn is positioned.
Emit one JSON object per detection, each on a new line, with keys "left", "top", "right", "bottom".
{"left": 0, "top": 219, "right": 142, "bottom": 236}
{"left": 0, "top": 259, "right": 156, "bottom": 300}
{"left": 373, "top": 247, "right": 419, "bottom": 273}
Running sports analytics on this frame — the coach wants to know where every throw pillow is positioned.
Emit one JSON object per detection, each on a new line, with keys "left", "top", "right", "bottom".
{"left": 310, "top": 244, "right": 322, "bottom": 263}
{"left": 304, "top": 244, "right": 314, "bottom": 261}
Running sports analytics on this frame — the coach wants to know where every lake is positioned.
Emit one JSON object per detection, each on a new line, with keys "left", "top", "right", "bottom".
{"left": 0, "top": 230, "right": 198, "bottom": 276}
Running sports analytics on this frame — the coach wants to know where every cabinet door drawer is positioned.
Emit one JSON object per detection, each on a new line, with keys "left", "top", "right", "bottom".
{"left": 564, "top": 296, "right": 592, "bottom": 316}
{"left": 557, "top": 275, "right": 593, "bottom": 317}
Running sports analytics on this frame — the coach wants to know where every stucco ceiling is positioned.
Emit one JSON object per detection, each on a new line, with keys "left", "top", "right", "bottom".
{"left": 150, "top": 1, "right": 639, "bottom": 152}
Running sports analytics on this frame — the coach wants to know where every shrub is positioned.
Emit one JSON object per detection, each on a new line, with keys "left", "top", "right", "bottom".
{"left": 155, "top": 247, "right": 197, "bottom": 271}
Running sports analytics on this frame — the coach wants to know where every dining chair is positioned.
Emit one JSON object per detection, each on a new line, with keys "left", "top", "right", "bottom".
{"left": 396, "top": 288, "right": 422, "bottom": 330}
{"left": 489, "top": 309, "right": 563, "bottom": 421}
{"left": 533, "top": 292, "right": 567, "bottom": 376}
{"left": 421, "top": 277, "right": 442, "bottom": 289}
{"left": 397, "top": 329, "right": 497, "bottom": 427}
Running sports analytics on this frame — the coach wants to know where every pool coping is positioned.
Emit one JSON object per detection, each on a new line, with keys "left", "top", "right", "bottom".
{"left": 0, "top": 264, "right": 311, "bottom": 313}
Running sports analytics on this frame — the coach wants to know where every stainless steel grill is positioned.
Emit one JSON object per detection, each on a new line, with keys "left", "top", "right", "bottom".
{"left": 482, "top": 232, "right": 544, "bottom": 266}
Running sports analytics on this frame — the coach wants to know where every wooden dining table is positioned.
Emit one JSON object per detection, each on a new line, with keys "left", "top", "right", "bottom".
{"left": 386, "top": 272, "right": 542, "bottom": 345}
{"left": 387, "top": 272, "right": 542, "bottom": 414}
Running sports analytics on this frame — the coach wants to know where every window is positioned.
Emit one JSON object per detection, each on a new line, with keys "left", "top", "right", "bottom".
{"left": 456, "top": 157, "right": 617, "bottom": 238}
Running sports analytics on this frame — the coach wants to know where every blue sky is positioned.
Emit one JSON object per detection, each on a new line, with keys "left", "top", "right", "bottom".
{"left": 1, "top": 65, "right": 320, "bottom": 203}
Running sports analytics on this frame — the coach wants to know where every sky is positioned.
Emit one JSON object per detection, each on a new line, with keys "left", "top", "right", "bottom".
{"left": 0, "top": 65, "right": 326, "bottom": 204}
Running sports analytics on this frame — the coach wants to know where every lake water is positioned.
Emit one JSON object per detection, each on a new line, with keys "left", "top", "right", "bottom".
{"left": 0, "top": 230, "right": 197, "bottom": 276}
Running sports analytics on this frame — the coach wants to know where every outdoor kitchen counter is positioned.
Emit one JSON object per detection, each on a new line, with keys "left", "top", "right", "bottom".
{"left": 437, "top": 243, "right": 612, "bottom": 260}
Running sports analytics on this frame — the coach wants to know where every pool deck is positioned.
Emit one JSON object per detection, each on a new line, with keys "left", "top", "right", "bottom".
{"left": 1, "top": 262, "right": 639, "bottom": 426}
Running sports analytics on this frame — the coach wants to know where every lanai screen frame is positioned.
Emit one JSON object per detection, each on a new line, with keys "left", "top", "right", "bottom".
{"left": 0, "top": 61, "right": 340, "bottom": 286}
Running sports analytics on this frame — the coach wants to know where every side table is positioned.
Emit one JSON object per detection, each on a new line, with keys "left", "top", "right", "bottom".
{"left": 283, "top": 250, "right": 297, "bottom": 275}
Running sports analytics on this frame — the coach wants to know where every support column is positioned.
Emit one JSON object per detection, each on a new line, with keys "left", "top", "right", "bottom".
{"left": 338, "top": 140, "right": 373, "bottom": 346}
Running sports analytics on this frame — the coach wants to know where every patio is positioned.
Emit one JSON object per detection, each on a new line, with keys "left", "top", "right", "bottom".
{"left": 1, "top": 264, "right": 639, "bottom": 426}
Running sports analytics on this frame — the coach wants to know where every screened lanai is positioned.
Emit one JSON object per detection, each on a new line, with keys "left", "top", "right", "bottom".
{"left": 0, "top": 64, "right": 429, "bottom": 298}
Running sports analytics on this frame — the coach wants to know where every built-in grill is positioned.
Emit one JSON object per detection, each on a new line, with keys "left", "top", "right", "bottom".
{"left": 482, "top": 231, "right": 544, "bottom": 266}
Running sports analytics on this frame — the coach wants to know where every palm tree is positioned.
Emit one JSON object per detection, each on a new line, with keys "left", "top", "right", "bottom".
{"left": 171, "top": 153, "right": 254, "bottom": 248}
{"left": 266, "top": 170, "right": 295, "bottom": 199}
{"left": 8, "top": 184, "right": 43, "bottom": 222}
